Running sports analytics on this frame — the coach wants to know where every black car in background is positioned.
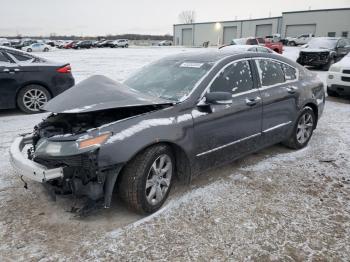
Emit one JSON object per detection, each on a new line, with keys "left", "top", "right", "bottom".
{"left": 11, "top": 39, "right": 37, "bottom": 50}
{"left": 72, "top": 40, "right": 93, "bottom": 49}
{"left": 0, "top": 47, "right": 75, "bottom": 113}
{"left": 97, "top": 40, "right": 114, "bottom": 48}
{"left": 10, "top": 50, "right": 325, "bottom": 214}
{"left": 297, "top": 37, "right": 350, "bottom": 70}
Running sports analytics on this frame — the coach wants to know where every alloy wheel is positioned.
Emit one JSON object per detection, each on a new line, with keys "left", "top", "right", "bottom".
{"left": 296, "top": 112, "right": 314, "bottom": 144}
{"left": 22, "top": 89, "right": 48, "bottom": 112}
{"left": 145, "top": 154, "right": 173, "bottom": 205}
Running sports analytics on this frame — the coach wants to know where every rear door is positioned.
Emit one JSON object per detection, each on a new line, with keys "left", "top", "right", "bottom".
{"left": 0, "top": 51, "right": 20, "bottom": 109}
{"left": 193, "top": 59, "right": 263, "bottom": 170}
{"left": 253, "top": 58, "right": 299, "bottom": 145}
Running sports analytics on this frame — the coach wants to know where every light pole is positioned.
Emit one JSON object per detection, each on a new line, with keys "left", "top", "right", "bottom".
{"left": 215, "top": 22, "right": 222, "bottom": 46}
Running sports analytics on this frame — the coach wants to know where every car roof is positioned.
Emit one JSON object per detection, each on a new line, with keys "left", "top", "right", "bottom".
{"left": 219, "top": 45, "right": 261, "bottom": 51}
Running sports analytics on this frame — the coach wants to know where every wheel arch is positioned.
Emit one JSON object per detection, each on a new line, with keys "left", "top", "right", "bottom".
{"left": 16, "top": 81, "right": 53, "bottom": 102}
{"left": 302, "top": 102, "right": 318, "bottom": 128}
{"left": 117, "top": 141, "right": 192, "bottom": 185}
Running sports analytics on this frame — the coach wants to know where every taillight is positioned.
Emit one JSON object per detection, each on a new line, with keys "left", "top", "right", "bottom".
{"left": 56, "top": 64, "right": 71, "bottom": 73}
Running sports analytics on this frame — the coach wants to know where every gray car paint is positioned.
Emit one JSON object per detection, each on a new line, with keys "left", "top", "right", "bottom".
{"left": 36, "top": 51, "right": 325, "bottom": 195}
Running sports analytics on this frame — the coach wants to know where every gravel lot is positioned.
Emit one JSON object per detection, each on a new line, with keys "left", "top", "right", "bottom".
{"left": 0, "top": 47, "right": 349, "bottom": 261}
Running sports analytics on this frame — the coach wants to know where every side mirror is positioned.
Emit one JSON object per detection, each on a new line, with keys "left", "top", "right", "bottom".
{"left": 204, "top": 92, "right": 232, "bottom": 105}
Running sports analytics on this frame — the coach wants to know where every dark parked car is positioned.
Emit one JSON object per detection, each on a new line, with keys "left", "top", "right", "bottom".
{"left": 72, "top": 40, "right": 93, "bottom": 49}
{"left": 0, "top": 47, "right": 75, "bottom": 113}
{"left": 11, "top": 39, "right": 37, "bottom": 50}
{"left": 297, "top": 37, "right": 350, "bottom": 70}
{"left": 10, "top": 50, "right": 324, "bottom": 215}
{"left": 97, "top": 40, "right": 114, "bottom": 48}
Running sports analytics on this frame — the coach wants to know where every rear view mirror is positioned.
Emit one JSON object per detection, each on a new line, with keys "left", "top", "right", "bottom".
{"left": 204, "top": 92, "right": 232, "bottom": 105}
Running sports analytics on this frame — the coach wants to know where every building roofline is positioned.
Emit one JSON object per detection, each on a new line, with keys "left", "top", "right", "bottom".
{"left": 174, "top": 16, "right": 282, "bottom": 27}
{"left": 282, "top": 7, "right": 350, "bottom": 14}
{"left": 174, "top": 7, "right": 350, "bottom": 27}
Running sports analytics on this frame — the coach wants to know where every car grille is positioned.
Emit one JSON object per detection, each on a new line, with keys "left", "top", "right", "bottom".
{"left": 343, "top": 69, "right": 350, "bottom": 74}
{"left": 341, "top": 76, "right": 350, "bottom": 82}
{"left": 300, "top": 52, "right": 329, "bottom": 62}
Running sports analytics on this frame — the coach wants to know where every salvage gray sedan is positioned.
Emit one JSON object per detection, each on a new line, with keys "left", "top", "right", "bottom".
{"left": 10, "top": 50, "right": 325, "bottom": 215}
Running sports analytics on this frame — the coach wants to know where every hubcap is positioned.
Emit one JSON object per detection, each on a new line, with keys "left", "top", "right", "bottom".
{"left": 296, "top": 112, "right": 313, "bottom": 144}
{"left": 23, "top": 89, "right": 48, "bottom": 112}
{"left": 145, "top": 154, "right": 172, "bottom": 205}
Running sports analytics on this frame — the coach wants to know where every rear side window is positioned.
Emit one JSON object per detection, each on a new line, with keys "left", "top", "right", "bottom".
{"left": 281, "top": 63, "right": 297, "bottom": 81}
{"left": 210, "top": 60, "right": 254, "bottom": 95}
{"left": 7, "top": 52, "right": 33, "bottom": 62}
{"left": 0, "top": 52, "right": 11, "bottom": 64}
{"left": 256, "top": 59, "right": 285, "bottom": 86}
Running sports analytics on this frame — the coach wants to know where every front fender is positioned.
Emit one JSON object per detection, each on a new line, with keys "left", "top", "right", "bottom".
{"left": 97, "top": 107, "right": 195, "bottom": 168}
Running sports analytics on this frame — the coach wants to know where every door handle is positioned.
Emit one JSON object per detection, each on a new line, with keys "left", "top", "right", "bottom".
{"left": 286, "top": 86, "right": 298, "bottom": 94}
{"left": 245, "top": 96, "right": 261, "bottom": 106}
{"left": 3, "top": 68, "right": 10, "bottom": 72}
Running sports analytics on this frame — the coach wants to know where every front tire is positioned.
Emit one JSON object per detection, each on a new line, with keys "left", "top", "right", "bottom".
{"left": 118, "top": 145, "right": 174, "bottom": 214}
{"left": 17, "top": 85, "right": 51, "bottom": 114}
{"left": 27, "top": 48, "right": 32, "bottom": 52}
{"left": 289, "top": 41, "right": 296, "bottom": 46}
{"left": 283, "top": 107, "right": 316, "bottom": 149}
{"left": 43, "top": 47, "right": 49, "bottom": 52}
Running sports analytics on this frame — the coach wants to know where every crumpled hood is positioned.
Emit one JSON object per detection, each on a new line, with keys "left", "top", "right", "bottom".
{"left": 300, "top": 48, "right": 331, "bottom": 53}
{"left": 44, "top": 75, "right": 172, "bottom": 113}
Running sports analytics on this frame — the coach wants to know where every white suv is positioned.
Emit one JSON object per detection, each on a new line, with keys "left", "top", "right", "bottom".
{"left": 111, "top": 39, "right": 129, "bottom": 48}
{"left": 288, "top": 34, "right": 314, "bottom": 46}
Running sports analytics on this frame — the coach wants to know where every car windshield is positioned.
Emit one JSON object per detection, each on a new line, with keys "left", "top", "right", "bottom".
{"left": 124, "top": 59, "right": 214, "bottom": 101}
{"left": 307, "top": 38, "right": 338, "bottom": 49}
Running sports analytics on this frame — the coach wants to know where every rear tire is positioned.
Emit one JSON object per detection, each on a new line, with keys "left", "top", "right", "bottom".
{"left": 17, "top": 85, "right": 51, "bottom": 114}
{"left": 289, "top": 41, "right": 296, "bottom": 46}
{"left": 283, "top": 107, "right": 316, "bottom": 149}
{"left": 118, "top": 145, "right": 174, "bottom": 214}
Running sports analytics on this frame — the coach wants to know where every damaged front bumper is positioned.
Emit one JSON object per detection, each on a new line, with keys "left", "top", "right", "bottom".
{"left": 10, "top": 134, "right": 122, "bottom": 212}
{"left": 10, "top": 134, "right": 64, "bottom": 183}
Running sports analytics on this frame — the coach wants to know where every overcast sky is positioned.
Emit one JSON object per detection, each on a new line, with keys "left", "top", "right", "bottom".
{"left": 0, "top": 0, "right": 349, "bottom": 36}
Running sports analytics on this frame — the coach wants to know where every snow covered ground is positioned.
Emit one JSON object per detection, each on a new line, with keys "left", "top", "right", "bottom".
{"left": 0, "top": 47, "right": 349, "bottom": 261}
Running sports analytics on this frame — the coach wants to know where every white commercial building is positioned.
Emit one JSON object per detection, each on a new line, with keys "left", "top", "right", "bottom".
{"left": 173, "top": 8, "right": 350, "bottom": 46}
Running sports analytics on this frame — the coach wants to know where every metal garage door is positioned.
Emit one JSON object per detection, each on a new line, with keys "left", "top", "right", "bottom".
{"left": 285, "top": 24, "right": 316, "bottom": 37}
{"left": 182, "top": 28, "right": 193, "bottom": 46}
{"left": 255, "top": 24, "right": 272, "bottom": 37}
{"left": 223, "top": 26, "right": 237, "bottom": 45}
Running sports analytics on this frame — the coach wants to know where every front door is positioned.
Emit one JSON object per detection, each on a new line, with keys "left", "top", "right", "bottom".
{"left": 193, "top": 59, "right": 263, "bottom": 171}
{"left": 253, "top": 58, "right": 299, "bottom": 145}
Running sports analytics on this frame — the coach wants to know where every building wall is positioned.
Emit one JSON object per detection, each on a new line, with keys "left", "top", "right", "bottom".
{"left": 281, "top": 9, "right": 350, "bottom": 38}
{"left": 173, "top": 8, "right": 350, "bottom": 46}
{"left": 241, "top": 18, "right": 279, "bottom": 37}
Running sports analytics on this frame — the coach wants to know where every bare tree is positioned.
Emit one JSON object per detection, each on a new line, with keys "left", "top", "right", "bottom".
{"left": 178, "top": 10, "right": 196, "bottom": 24}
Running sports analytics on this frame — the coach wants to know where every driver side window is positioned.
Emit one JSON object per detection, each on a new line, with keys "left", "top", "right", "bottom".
{"left": 210, "top": 60, "right": 254, "bottom": 95}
